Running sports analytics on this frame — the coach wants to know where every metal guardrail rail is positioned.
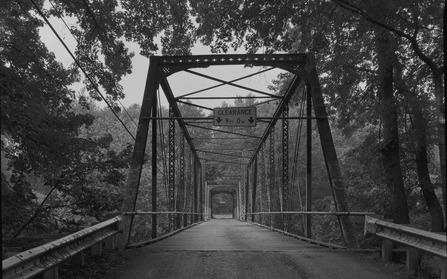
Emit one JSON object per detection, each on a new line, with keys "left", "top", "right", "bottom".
{"left": 246, "top": 211, "right": 376, "bottom": 216}
{"left": 2, "top": 216, "right": 123, "bottom": 279}
{"left": 122, "top": 211, "right": 203, "bottom": 215}
{"left": 127, "top": 221, "right": 205, "bottom": 248}
{"left": 244, "top": 211, "right": 375, "bottom": 249}
{"left": 364, "top": 215, "right": 447, "bottom": 277}
{"left": 245, "top": 220, "right": 346, "bottom": 249}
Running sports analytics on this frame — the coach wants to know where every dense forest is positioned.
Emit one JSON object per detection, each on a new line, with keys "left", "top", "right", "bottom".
{"left": 1, "top": 0, "right": 445, "bottom": 254}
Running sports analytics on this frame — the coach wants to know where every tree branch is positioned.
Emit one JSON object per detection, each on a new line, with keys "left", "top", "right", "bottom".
{"left": 342, "top": 65, "right": 378, "bottom": 75}
{"left": 331, "top": 0, "right": 440, "bottom": 72}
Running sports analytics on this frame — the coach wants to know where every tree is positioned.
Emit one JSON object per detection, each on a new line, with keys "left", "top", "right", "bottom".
{"left": 189, "top": 0, "right": 444, "bottom": 230}
{"left": 48, "top": 0, "right": 134, "bottom": 102}
{"left": 366, "top": 0, "right": 409, "bottom": 224}
{"left": 332, "top": 0, "right": 445, "bottom": 228}
{"left": 393, "top": 55, "right": 444, "bottom": 231}
{"left": 1, "top": 1, "right": 131, "bottom": 237}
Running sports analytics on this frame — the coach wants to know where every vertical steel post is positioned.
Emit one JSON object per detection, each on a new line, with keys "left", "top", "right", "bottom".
{"left": 187, "top": 149, "right": 193, "bottom": 225}
{"left": 177, "top": 136, "right": 185, "bottom": 229}
{"left": 168, "top": 107, "right": 175, "bottom": 231}
{"left": 251, "top": 155, "right": 258, "bottom": 222}
{"left": 183, "top": 146, "right": 189, "bottom": 227}
{"left": 205, "top": 180, "right": 208, "bottom": 220}
{"left": 283, "top": 104, "right": 289, "bottom": 230}
{"left": 306, "top": 85, "right": 312, "bottom": 239}
{"left": 118, "top": 57, "right": 159, "bottom": 249}
{"left": 231, "top": 193, "right": 237, "bottom": 219}
{"left": 264, "top": 146, "right": 271, "bottom": 225}
{"left": 238, "top": 181, "right": 242, "bottom": 220}
{"left": 151, "top": 91, "right": 158, "bottom": 239}
{"left": 210, "top": 193, "right": 214, "bottom": 219}
{"left": 193, "top": 159, "right": 198, "bottom": 222}
{"left": 259, "top": 146, "right": 265, "bottom": 224}
{"left": 245, "top": 166, "right": 250, "bottom": 221}
{"left": 199, "top": 166, "right": 203, "bottom": 221}
{"left": 269, "top": 129, "right": 276, "bottom": 227}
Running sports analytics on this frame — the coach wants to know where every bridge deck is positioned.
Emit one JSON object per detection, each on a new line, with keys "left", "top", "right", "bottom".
{"left": 110, "top": 219, "right": 402, "bottom": 279}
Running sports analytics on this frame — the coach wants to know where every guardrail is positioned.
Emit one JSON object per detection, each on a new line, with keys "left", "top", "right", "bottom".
{"left": 245, "top": 211, "right": 375, "bottom": 247}
{"left": 122, "top": 211, "right": 203, "bottom": 217}
{"left": 246, "top": 211, "right": 375, "bottom": 216}
{"left": 2, "top": 216, "right": 122, "bottom": 279}
{"left": 245, "top": 220, "right": 347, "bottom": 249}
{"left": 364, "top": 215, "right": 447, "bottom": 277}
{"left": 122, "top": 211, "right": 205, "bottom": 248}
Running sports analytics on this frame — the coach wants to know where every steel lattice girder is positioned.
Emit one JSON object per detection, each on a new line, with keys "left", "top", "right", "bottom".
{"left": 283, "top": 105, "right": 290, "bottom": 229}
{"left": 282, "top": 105, "right": 289, "bottom": 211}
{"left": 161, "top": 79, "right": 200, "bottom": 165}
{"left": 168, "top": 107, "right": 176, "bottom": 229}
{"left": 247, "top": 75, "right": 304, "bottom": 166}
{"left": 269, "top": 130, "right": 275, "bottom": 199}
{"left": 179, "top": 137, "right": 185, "bottom": 209}
{"left": 157, "top": 54, "right": 307, "bottom": 77}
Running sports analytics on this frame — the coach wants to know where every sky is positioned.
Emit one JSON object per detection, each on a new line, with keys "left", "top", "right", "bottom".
{"left": 38, "top": 13, "right": 284, "bottom": 113}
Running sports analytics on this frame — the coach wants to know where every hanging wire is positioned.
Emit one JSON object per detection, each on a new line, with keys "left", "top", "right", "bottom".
{"left": 48, "top": 0, "right": 138, "bottom": 129}
{"left": 30, "top": 0, "right": 136, "bottom": 140}
{"left": 48, "top": 0, "right": 78, "bottom": 43}
{"left": 117, "top": 99, "right": 138, "bottom": 128}
{"left": 33, "top": 0, "right": 172, "bottom": 216}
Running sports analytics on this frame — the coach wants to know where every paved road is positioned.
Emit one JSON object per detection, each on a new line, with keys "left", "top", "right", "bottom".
{"left": 110, "top": 219, "right": 403, "bottom": 279}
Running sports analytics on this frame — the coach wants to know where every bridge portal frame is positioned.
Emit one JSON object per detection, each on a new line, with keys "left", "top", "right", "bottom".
{"left": 207, "top": 184, "right": 241, "bottom": 220}
{"left": 117, "top": 53, "right": 359, "bottom": 249}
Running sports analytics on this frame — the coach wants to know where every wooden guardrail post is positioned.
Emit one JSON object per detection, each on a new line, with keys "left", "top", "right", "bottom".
{"left": 441, "top": 258, "right": 447, "bottom": 279}
{"left": 105, "top": 235, "right": 117, "bottom": 250}
{"left": 73, "top": 252, "right": 85, "bottom": 266}
{"left": 43, "top": 267, "right": 58, "bottom": 279}
{"left": 91, "top": 242, "right": 103, "bottom": 256}
{"left": 381, "top": 239, "right": 393, "bottom": 262}
{"left": 406, "top": 248, "right": 419, "bottom": 276}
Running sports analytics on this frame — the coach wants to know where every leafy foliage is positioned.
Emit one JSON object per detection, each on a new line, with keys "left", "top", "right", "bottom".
{"left": 1, "top": 1, "right": 134, "bottom": 238}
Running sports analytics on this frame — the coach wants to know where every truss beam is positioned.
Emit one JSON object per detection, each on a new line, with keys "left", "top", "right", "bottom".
{"left": 248, "top": 76, "right": 305, "bottom": 166}
{"left": 197, "top": 150, "right": 250, "bottom": 159}
{"left": 176, "top": 67, "right": 275, "bottom": 99}
{"left": 186, "top": 123, "right": 262, "bottom": 139}
{"left": 160, "top": 78, "right": 201, "bottom": 165}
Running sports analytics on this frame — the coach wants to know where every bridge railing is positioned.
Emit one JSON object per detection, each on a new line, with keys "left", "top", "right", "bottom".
{"left": 245, "top": 211, "right": 374, "bottom": 246}
{"left": 364, "top": 215, "right": 447, "bottom": 277}
{"left": 122, "top": 211, "right": 205, "bottom": 248}
{"left": 246, "top": 211, "right": 373, "bottom": 216}
{"left": 2, "top": 216, "right": 122, "bottom": 279}
{"left": 2, "top": 211, "right": 205, "bottom": 279}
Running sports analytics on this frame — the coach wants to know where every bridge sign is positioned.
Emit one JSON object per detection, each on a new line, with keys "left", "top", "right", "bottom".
{"left": 213, "top": 107, "right": 257, "bottom": 127}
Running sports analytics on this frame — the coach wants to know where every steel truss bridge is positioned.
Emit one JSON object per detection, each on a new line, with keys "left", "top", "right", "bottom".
{"left": 120, "top": 53, "right": 359, "bottom": 248}
{"left": 3, "top": 54, "right": 446, "bottom": 279}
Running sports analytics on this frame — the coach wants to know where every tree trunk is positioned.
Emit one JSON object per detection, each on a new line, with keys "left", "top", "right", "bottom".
{"left": 394, "top": 59, "right": 445, "bottom": 232}
{"left": 372, "top": 13, "right": 409, "bottom": 224}
{"left": 414, "top": 110, "right": 445, "bottom": 231}
{"left": 432, "top": 70, "right": 446, "bottom": 217}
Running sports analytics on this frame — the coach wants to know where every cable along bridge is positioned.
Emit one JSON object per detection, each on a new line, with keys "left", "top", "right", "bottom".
{"left": 3, "top": 54, "right": 446, "bottom": 279}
